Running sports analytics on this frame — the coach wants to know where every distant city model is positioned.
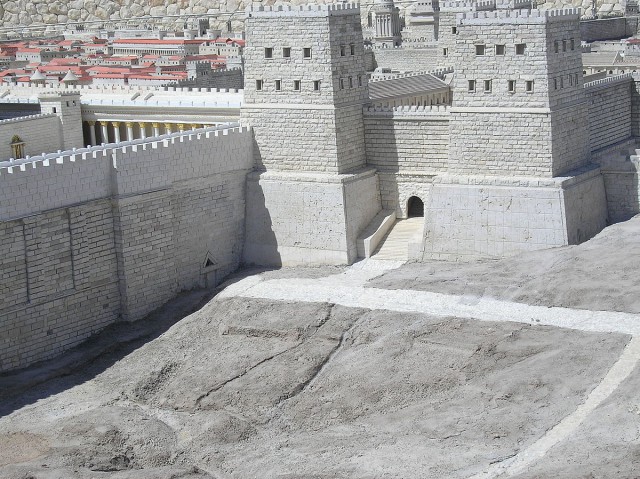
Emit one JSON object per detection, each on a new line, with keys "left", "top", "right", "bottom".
{"left": 1, "top": 1, "right": 640, "bottom": 372}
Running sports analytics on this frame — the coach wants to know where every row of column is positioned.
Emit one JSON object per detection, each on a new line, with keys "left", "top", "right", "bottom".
{"left": 85, "top": 121, "right": 207, "bottom": 146}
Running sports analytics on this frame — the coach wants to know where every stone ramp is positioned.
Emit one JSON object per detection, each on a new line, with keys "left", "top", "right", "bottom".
{"left": 372, "top": 217, "right": 424, "bottom": 260}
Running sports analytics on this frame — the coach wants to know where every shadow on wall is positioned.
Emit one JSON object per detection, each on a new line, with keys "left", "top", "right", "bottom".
{"left": 242, "top": 171, "right": 282, "bottom": 267}
{"left": 363, "top": 112, "right": 400, "bottom": 213}
{"left": 0, "top": 289, "right": 213, "bottom": 418}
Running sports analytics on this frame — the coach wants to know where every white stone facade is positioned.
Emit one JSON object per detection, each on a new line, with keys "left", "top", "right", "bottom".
{"left": 4, "top": 2, "right": 640, "bottom": 371}
{"left": 0, "top": 126, "right": 253, "bottom": 371}
{"left": 241, "top": 3, "right": 382, "bottom": 265}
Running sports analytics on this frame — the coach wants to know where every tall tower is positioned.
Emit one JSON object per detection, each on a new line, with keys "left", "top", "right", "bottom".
{"left": 373, "top": 0, "right": 402, "bottom": 47}
{"left": 242, "top": 2, "right": 381, "bottom": 266}
{"left": 405, "top": 0, "right": 440, "bottom": 42}
{"left": 38, "top": 92, "right": 84, "bottom": 150}
{"left": 422, "top": 9, "right": 608, "bottom": 259}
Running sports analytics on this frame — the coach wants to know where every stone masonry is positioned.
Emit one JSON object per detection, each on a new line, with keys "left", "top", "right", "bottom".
{"left": 242, "top": 3, "right": 382, "bottom": 266}
{"left": 0, "top": 126, "right": 252, "bottom": 371}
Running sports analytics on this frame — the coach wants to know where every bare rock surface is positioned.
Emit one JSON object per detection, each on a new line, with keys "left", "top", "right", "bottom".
{"left": 369, "top": 215, "right": 640, "bottom": 313}
{"left": 0, "top": 294, "right": 629, "bottom": 478}
{"left": 0, "top": 0, "right": 627, "bottom": 30}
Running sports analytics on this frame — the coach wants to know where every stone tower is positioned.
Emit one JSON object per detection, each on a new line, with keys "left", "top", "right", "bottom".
{"left": 38, "top": 92, "right": 84, "bottom": 150}
{"left": 242, "top": 2, "right": 381, "bottom": 266}
{"left": 422, "top": 9, "right": 608, "bottom": 259}
{"left": 406, "top": 0, "right": 440, "bottom": 42}
{"left": 373, "top": 0, "right": 402, "bottom": 47}
{"left": 438, "top": 0, "right": 495, "bottom": 58}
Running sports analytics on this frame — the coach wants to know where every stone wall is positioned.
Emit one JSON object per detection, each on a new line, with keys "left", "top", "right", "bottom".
{"left": 363, "top": 105, "right": 448, "bottom": 212}
{"left": 421, "top": 168, "right": 607, "bottom": 260}
{"left": 586, "top": 75, "right": 633, "bottom": 153}
{"left": 243, "top": 168, "right": 379, "bottom": 265}
{"left": 0, "top": 125, "right": 253, "bottom": 372}
{"left": 0, "top": 0, "right": 627, "bottom": 34}
{"left": 0, "top": 114, "right": 62, "bottom": 160}
{"left": 370, "top": 46, "right": 445, "bottom": 71}
{"left": 579, "top": 16, "right": 636, "bottom": 42}
{"left": 176, "top": 68, "right": 244, "bottom": 90}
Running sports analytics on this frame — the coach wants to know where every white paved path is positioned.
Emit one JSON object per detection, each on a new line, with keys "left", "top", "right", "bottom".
{"left": 219, "top": 258, "right": 640, "bottom": 479}
{"left": 220, "top": 258, "right": 640, "bottom": 336}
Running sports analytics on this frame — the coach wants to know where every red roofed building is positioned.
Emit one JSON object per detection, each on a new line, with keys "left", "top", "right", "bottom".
{"left": 112, "top": 38, "right": 205, "bottom": 56}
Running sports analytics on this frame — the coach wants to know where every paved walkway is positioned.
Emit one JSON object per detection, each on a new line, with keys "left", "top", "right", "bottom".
{"left": 219, "top": 258, "right": 640, "bottom": 479}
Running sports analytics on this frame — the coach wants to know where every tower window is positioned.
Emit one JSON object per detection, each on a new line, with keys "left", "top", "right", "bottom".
{"left": 516, "top": 43, "right": 526, "bottom": 55}
{"left": 340, "top": 45, "right": 346, "bottom": 56}
{"left": 339, "top": 78, "right": 344, "bottom": 90}
{"left": 293, "top": 80, "right": 301, "bottom": 91}
{"left": 283, "top": 47, "right": 291, "bottom": 58}
{"left": 255, "top": 79, "right": 263, "bottom": 91}
{"left": 264, "top": 47, "right": 273, "bottom": 59}
{"left": 452, "top": 26, "right": 457, "bottom": 34}
{"left": 350, "top": 44, "right": 355, "bottom": 55}
{"left": 562, "top": 39, "right": 567, "bottom": 52}
{"left": 443, "top": 48, "right": 448, "bottom": 56}
{"left": 314, "top": 80, "right": 321, "bottom": 91}
{"left": 358, "top": 75, "right": 362, "bottom": 86}
{"left": 484, "top": 79, "right": 492, "bottom": 92}
{"left": 475, "top": 44, "right": 485, "bottom": 55}
{"left": 554, "top": 40, "right": 559, "bottom": 53}
{"left": 349, "top": 76, "right": 353, "bottom": 88}
{"left": 275, "top": 79, "right": 281, "bottom": 91}
{"left": 495, "top": 44, "right": 505, "bottom": 55}
{"left": 570, "top": 38, "right": 575, "bottom": 50}
{"left": 468, "top": 80, "right": 476, "bottom": 92}
{"left": 303, "top": 47, "right": 312, "bottom": 58}
{"left": 554, "top": 78, "right": 558, "bottom": 90}
{"left": 526, "top": 80, "right": 534, "bottom": 92}
{"left": 508, "top": 80, "right": 516, "bottom": 93}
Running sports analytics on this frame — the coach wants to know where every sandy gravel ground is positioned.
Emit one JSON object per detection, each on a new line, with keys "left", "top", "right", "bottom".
{"left": 2, "top": 217, "right": 640, "bottom": 478}
{"left": 369, "top": 217, "right": 640, "bottom": 314}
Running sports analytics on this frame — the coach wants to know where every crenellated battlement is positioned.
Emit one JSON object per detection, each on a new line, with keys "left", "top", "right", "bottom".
{"left": 584, "top": 73, "right": 633, "bottom": 91}
{"left": 245, "top": 2, "right": 360, "bottom": 18}
{"left": 457, "top": 8, "right": 581, "bottom": 23}
{"left": 440, "top": 0, "right": 496, "bottom": 12}
{"left": 0, "top": 113, "right": 57, "bottom": 126}
{"left": 364, "top": 104, "right": 450, "bottom": 116}
{"left": 0, "top": 123, "right": 247, "bottom": 175}
{"left": 1, "top": 82, "right": 243, "bottom": 96}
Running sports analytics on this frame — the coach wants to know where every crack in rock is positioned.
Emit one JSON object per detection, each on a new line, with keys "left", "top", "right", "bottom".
{"left": 276, "top": 304, "right": 363, "bottom": 406}
{"left": 194, "top": 303, "right": 336, "bottom": 411}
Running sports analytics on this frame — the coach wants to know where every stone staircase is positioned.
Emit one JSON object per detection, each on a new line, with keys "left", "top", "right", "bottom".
{"left": 372, "top": 217, "right": 424, "bottom": 260}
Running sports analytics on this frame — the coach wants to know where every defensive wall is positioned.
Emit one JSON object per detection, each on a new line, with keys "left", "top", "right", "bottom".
{"left": 0, "top": 124, "right": 253, "bottom": 372}
{"left": 579, "top": 16, "right": 638, "bottom": 42}
{"left": 0, "top": 114, "right": 62, "bottom": 159}
{"left": 174, "top": 67, "right": 245, "bottom": 90}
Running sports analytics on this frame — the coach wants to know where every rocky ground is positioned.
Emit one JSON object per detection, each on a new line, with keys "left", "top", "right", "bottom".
{"left": 2, "top": 217, "right": 640, "bottom": 478}
{"left": 0, "top": 0, "right": 625, "bottom": 33}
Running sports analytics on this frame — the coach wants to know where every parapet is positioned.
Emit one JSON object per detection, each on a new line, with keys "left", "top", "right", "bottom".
{"left": 584, "top": 72, "right": 633, "bottom": 92}
{"left": 457, "top": 8, "right": 581, "bottom": 24}
{"left": 0, "top": 123, "right": 247, "bottom": 175}
{"left": 245, "top": 2, "right": 361, "bottom": 18}
{"left": 0, "top": 123, "right": 254, "bottom": 221}
{"left": 0, "top": 113, "right": 57, "bottom": 126}
{"left": 440, "top": 0, "right": 496, "bottom": 12}
{"left": 363, "top": 104, "right": 450, "bottom": 117}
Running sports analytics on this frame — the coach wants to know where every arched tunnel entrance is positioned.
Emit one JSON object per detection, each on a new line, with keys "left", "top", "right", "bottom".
{"left": 407, "top": 196, "right": 424, "bottom": 218}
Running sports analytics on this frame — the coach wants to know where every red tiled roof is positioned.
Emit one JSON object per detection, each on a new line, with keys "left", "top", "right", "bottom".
{"left": 113, "top": 38, "right": 205, "bottom": 45}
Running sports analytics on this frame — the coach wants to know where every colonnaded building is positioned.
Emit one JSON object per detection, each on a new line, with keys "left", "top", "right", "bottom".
{"left": 1, "top": 1, "right": 640, "bottom": 371}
